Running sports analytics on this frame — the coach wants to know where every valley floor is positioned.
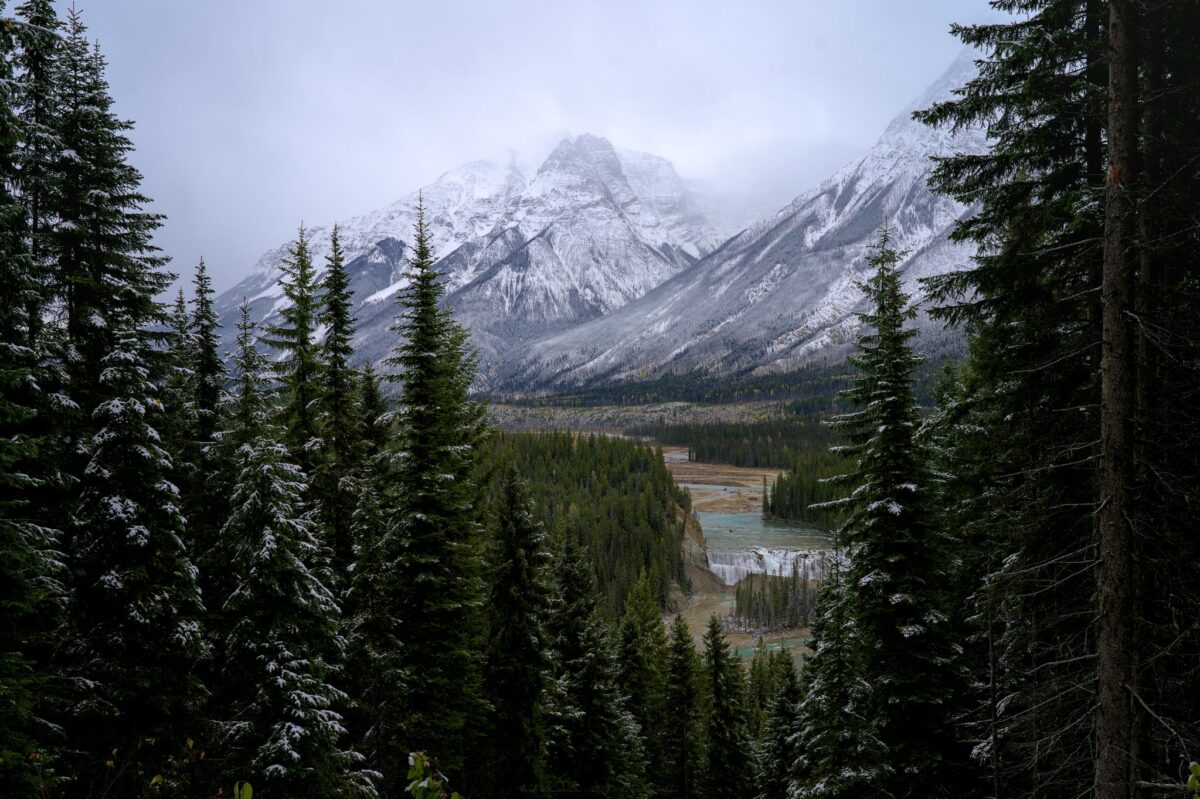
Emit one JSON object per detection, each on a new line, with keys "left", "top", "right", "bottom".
{"left": 660, "top": 446, "right": 814, "bottom": 662}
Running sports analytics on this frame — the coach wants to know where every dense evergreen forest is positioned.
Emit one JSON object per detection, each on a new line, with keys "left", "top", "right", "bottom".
{"left": 628, "top": 416, "right": 839, "bottom": 469}
{"left": 628, "top": 412, "right": 854, "bottom": 525}
{"left": 480, "top": 430, "right": 692, "bottom": 617}
{"left": 2, "top": 2, "right": 1199, "bottom": 799}
{"left": 627, "top": 416, "right": 851, "bottom": 527}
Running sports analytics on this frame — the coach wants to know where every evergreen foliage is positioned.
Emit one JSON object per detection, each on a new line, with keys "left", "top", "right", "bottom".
{"left": 700, "top": 615, "right": 750, "bottom": 799}
{"left": 543, "top": 533, "right": 647, "bottom": 798}
{"left": 12, "top": 0, "right": 62, "bottom": 340}
{"left": 314, "top": 225, "right": 361, "bottom": 579}
{"left": 214, "top": 306, "right": 368, "bottom": 798}
{"left": 357, "top": 363, "right": 387, "bottom": 461}
{"left": 0, "top": 12, "right": 58, "bottom": 790}
{"left": 787, "top": 560, "right": 888, "bottom": 799}
{"left": 625, "top": 417, "right": 850, "bottom": 527}
{"left": 821, "top": 227, "right": 966, "bottom": 797}
{"left": 182, "top": 259, "right": 227, "bottom": 601}
{"left": 482, "top": 430, "right": 690, "bottom": 616}
{"left": 188, "top": 258, "right": 223, "bottom": 445}
{"left": 662, "top": 615, "right": 703, "bottom": 799}
{"left": 1, "top": 3, "right": 1197, "bottom": 796}
{"left": 52, "top": 10, "right": 172, "bottom": 415}
{"left": 617, "top": 573, "right": 670, "bottom": 796}
{"left": 356, "top": 200, "right": 488, "bottom": 788}
{"left": 753, "top": 649, "right": 801, "bottom": 799}
{"left": 732, "top": 560, "right": 818, "bottom": 631}
{"left": 59, "top": 330, "right": 205, "bottom": 797}
{"left": 915, "top": 2, "right": 1200, "bottom": 793}
{"left": 265, "top": 224, "right": 322, "bottom": 473}
{"left": 479, "top": 466, "right": 552, "bottom": 798}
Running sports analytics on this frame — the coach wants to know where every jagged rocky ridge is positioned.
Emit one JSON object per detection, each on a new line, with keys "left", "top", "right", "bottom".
{"left": 215, "top": 51, "right": 983, "bottom": 391}
{"left": 214, "top": 137, "right": 721, "bottom": 382}
{"left": 503, "top": 50, "right": 985, "bottom": 389}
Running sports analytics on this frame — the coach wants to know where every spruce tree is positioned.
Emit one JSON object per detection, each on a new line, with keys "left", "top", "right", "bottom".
{"left": 788, "top": 559, "right": 888, "bottom": 799}
{"left": 52, "top": 11, "right": 172, "bottom": 416}
{"left": 59, "top": 329, "right": 205, "bottom": 797}
{"left": 663, "top": 615, "right": 702, "bottom": 799}
{"left": 754, "top": 650, "right": 802, "bottom": 799}
{"left": 315, "top": 225, "right": 361, "bottom": 580}
{"left": 183, "top": 258, "right": 226, "bottom": 584}
{"left": 12, "top": 0, "right": 62, "bottom": 342}
{"left": 617, "top": 572, "right": 669, "bottom": 795}
{"left": 357, "top": 363, "right": 387, "bottom": 461}
{"left": 481, "top": 466, "right": 552, "bottom": 798}
{"left": 188, "top": 258, "right": 224, "bottom": 445}
{"left": 214, "top": 305, "right": 369, "bottom": 798}
{"left": 352, "top": 199, "right": 487, "bottom": 789}
{"left": 910, "top": 3, "right": 1200, "bottom": 792}
{"left": 543, "top": 533, "right": 647, "bottom": 798}
{"left": 0, "top": 13, "right": 59, "bottom": 791}
{"left": 265, "top": 224, "right": 321, "bottom": 474}
{"left": 825, "top": 226, "right": 965, "bottom": 797}
{"left": 701, "top": 615, "right": 750, "bottom": 799}
{"left": 160, "top": 288, "right": 195, "bottom": 469}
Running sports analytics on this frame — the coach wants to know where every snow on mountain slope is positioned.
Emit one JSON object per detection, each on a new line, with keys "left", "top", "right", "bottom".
{"left": 215, "top": 136, "right": 720, "bottom": 382}
{"left": 504, "top": 50, "right": 984, "bottom": 388}
{"left": 213, "top": 151, "right": 530, "bottom": 331}
{"left": 443, "top": 135, "right": 719, "bottom": 336}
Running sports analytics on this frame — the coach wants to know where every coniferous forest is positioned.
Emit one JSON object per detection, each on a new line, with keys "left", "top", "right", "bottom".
{"left": 2, "top": 2, "right": 1200, "bottom": 799}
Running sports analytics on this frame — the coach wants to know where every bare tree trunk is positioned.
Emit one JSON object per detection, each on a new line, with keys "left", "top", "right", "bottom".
{"left": 1130, "top": 6, "right": 1163, "bottom": 790}
{"left": 1095, "top": 1, "right": 1139, "bottom": 797}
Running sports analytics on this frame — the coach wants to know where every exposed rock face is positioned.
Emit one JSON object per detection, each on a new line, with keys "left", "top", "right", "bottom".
{"left": 508, "top": 51, "right": 984, "bottom": 388}
{"left": 214, "top": 137, "right": 720, "bottom": 382}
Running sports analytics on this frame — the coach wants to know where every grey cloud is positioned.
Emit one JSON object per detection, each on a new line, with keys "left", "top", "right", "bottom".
{"left": 70, "top": 0, "right": 1004, "bottom": 292}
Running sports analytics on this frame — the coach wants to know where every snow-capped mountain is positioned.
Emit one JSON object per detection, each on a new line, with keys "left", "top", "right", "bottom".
{"left": 213, "top": 150, "right": 531, "bottom": 338}
{"left": 504, "top": 50, "right": 984, "bottom": 388}
{"left": 214, "top": 136, "right": 721, "bottom": 379}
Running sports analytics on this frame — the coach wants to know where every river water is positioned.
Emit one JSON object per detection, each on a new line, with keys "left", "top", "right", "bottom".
{"left": 670, "top": 476, "right": 833, "bottom": 586}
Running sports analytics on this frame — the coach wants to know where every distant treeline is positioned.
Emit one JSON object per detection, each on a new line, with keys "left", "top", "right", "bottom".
{"left": 481, "top": 430, "right": 692, "bottom": 617}
{"left": 628, "top": 416, "right": 838, "bottom": 468}
{"left": 494, "top": 355, "right": 959, "bottom": 410}
{"left": 732, "top": 561, "right": 821, "bottom": 631}
{"left": 495, "top": 364, "right": 854, "bottom": 408}
{"left": 627, "top": 415, "right": 851, "bottom": 527}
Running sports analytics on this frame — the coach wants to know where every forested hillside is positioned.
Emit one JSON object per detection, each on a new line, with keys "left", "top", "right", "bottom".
{"left": 480, "top": 430, "right": 692, "bottom": 617}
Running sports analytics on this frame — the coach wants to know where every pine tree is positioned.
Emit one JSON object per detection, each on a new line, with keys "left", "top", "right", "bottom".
{"left": 12, "top": 0, "right": 63, "bottom": 343}
{"left": 213, "top": 305, "right": 369, "bottom": 798}
{"left": 543, "top": 533, "right": 647, "bottom": 798}
{"left": 59, "top": 329, "right": 205, "bottom": 797}
{"left": 188, "top": 257, "right": 223, "bottom": 445}
{"left": 265, "top": 224, "right": 321, "bottom": 473}
{"left": 52, "top": 11, "right": 172, "bottom": 416}
{"left": 788, "top": 559, "right": 888, "bottom": 799}
{"left": 352, "top": 200, "right": 487, "bottom": 789}
{"left": 913, "top": 3, "right": 1200, "bottom": 793}
{"left": 480, "top": 466, "right": 552, "bottom": 798}
{"left": 0, "top": 12, "right": 60, "bottom": 791}
{"left": 357, "top": 363, "right": 387, "bottom": 461}
{"left": 315, "top": 225, "right": 361, "bottom": 580}
{"left": 823, "top": 226, "right": 965, "bottom": 797}
{"left": 183, "top": 258, "right": 226, "bottom": 589}
{"left": 754, "top": 650, "right": 802, "bottom": 799}
{"left": 663, "top": 615, "right": 703, "bottom": 799}
{"left": 617, "top": 572, "right": 669, "bottom": 795}
{"left": 701, "top": 615, "right": 750, "bottom": 799}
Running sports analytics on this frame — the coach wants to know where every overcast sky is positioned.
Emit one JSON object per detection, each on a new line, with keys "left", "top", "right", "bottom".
{"left": 70, "top": 0, "right": 1004, "bottom": 292}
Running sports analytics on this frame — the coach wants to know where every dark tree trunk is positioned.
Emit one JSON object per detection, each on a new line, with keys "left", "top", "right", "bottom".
{"left": 1095, "top": 1, "right": 1139, "bottom": 797}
